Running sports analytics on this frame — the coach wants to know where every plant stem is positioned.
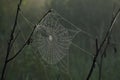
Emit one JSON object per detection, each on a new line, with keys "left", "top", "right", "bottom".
{"left": 86, "top": 9, "right": 120, "bottom": 80}
{"left": 0, "top": 0, "right": 22, "bottom": 80}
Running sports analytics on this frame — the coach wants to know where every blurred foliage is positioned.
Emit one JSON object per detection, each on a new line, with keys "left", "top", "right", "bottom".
{"left": 0, "top": 0, "right": 120, "bottom": 80}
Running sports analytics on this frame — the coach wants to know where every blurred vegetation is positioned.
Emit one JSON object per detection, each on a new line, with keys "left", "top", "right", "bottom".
{"left": 0, "top": 0, "right": 120, "bottom": 80}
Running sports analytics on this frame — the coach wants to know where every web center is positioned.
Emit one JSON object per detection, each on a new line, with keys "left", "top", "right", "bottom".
{"left": 49, "top": 35, "right": 53, "bottom": 41}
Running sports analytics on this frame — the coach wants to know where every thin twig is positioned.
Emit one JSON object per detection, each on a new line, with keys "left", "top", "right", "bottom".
{"left": 7, "top": 9, "right": 52, "bottom": 62}
{"left": 86, "top": 8, "right": 120, "bottom": 80}
{"left": 0, "top": 0, "right": 22, "bottom": 80}
{"left": 98, "top": 6, "right": 117, "bottom": 80}
{"left": 86, "top": 38, "right": 98, "bottom": 80}
{"left": 98, "top": 37, "right": 110, "bottom": 80}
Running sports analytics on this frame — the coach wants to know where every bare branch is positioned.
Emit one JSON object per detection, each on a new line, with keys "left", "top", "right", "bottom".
{"left": 86, "top": 8, "right": 120, "bottom": 80}
{"left": 7, "top": 9, "right": 52, "bottom": 62}
{"left": 0, "top": 0, "right": 23, "bottom": 80}
{"left": 98, "top": 37, "right": 110, "bottom": 80}
{"left": 86, "top": 38, "right": 99, "bottom": 80}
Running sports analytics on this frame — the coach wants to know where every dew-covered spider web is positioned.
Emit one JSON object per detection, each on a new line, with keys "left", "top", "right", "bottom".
{"left": 31, "top": 10, "right": 96, "bottom": 65}
{"left": 32, "top": 10, "right": 78, "bottom": 64}
{"left": 17, "top": 9, "right": 96, "bottom": 64}
{"left": 16, "top": 9, "right": 97, "bottom": 79}
{"left": 11, "top": 8, "right": 120, "bottom": 80}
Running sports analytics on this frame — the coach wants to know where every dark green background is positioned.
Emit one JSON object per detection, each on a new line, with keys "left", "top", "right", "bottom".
{"left": 0, "top": 0, "right": 120, "bottom": 80}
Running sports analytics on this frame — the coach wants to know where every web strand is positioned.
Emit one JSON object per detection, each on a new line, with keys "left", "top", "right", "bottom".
{"left": 19, "top": 9, "right": 95, "bottom": 64}
{"left": 54, "top": 10, "right": 96, "bottom": 40}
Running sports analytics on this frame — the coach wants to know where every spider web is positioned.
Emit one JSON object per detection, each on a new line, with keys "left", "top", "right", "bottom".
{"left": 14, "top": 8, "right": 120, "bottom": 80}
{"left": 18, "top": 9, "right": 96, "bottom": 66}
{"left": 32, "top": 10, "right": 80, "bottom": 64}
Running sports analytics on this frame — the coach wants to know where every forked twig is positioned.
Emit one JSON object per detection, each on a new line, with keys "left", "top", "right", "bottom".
{"left": 0, "top": 0, "right": 22, "bottom": 80}
{"left": 7, "top": 9, "right": 52, "bottom": 62}
{"left": 86, "top": 8, "right": 120, "bottom": 80}
{"left": 0, "top": 0, "right": 52, "bottom": 79}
